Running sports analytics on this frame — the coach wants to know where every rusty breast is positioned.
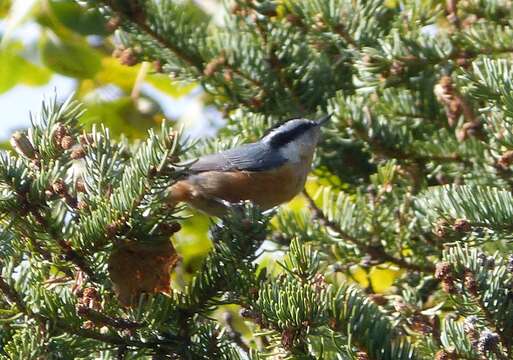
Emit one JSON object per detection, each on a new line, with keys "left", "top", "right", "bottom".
{"left": 188, "top": 162, "right": 310, "bottom": 210}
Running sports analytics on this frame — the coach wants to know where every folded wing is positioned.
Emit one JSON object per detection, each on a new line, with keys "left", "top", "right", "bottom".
{"left": 189, "top": 143, "right": 286, "bottom": 173}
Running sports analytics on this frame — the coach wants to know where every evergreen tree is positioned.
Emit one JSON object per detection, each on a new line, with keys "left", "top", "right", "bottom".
{"left": 2, "top": 0, "right": 513, "bottom": 359}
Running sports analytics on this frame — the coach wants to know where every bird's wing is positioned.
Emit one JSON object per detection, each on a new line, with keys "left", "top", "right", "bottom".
{"left": 188, "top": 143, "right": 287, "bottom": 173}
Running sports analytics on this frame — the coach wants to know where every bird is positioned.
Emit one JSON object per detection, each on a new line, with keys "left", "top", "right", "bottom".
{"left": 167, "top": 115, "right": 331, "bottom": 216}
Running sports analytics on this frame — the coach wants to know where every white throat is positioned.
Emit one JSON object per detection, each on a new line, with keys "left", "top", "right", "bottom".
{"left": 278, "top": 136, "right": 317, "bottom": 165}
{"left": 279, "top": 141, "right": 303, "bottom": 163}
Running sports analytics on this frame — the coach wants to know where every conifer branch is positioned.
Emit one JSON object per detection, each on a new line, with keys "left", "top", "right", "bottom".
{"left": 76, "top": 306, "right": 143, "bottom": 330}
{"left": 303, "top": 190, "right": 434, "bottom": 273}
{"left": 472, "top": 294, "right": 510, "bottom": 358}
{"left": 6, "top": 1, "right": 513, "bottom": 357}
{"left": 351, "top": 108, "right": 472, "bottom": 167}
{"left": 254, "top": 20, "right": 306, "bottom": 114}
{"left": 0, "top": 276, "right": 26, "bottom": 313}
{"left": 2, "top": 168, "right": 93, "bottom": 279}
{"left": 101, "top": 0, "right": 204, "bottom": 72}
{"left": 0, "top": 273, "right": 181, "bottom": 353}
{"left": 31, "top": 210, "right": 95, "bottom": 280}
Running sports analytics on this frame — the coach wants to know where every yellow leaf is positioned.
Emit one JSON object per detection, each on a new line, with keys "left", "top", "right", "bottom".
{"left": 369, "top": 266, "right": 403, "bottom": 293}
{"left": 384, "top": 0, "right": 398, "bottom": 8}
{"left": 350, "top": 266, "right": 369, "bottom": 288}
{"left": 95, "top": 57, "right": 139, "bottom": 91}
{"left": 284, "top": 193, "right": 308, "bottom": 212}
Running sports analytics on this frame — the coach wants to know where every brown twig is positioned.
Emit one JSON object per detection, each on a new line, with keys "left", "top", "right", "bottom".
{"left": 0, "top": 276, "right": 27, "bottom": 313}
{"left": 8, "top": 178, "right": 94, "bottom": 281}
{"left": 333, "top": 24, "right": 358, "bottom": 48}
{"left": 303, "top": 190, "right": 435, "bottom": 273}
{"left": 493, "top": 163, "right": 513, "bottom": 193}
{"left": 223, "top": 312, "right": 250, "bottom": 355}
{"left": 446, "top": 0, "right": 461, "bottom": 29}
{"left": 76, "top": 306, "right": 143, "bottom": 331}
{"left": 31, "top": 210, "right": 95, "bottom": 280}
{"left": 228, "top": 65, "right": 266, "bottom": 89}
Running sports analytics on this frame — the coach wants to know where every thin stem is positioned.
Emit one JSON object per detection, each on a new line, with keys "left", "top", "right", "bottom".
{"left": 228, "top": 65, "right": 267, "bottom": 90}
{"left": 131, "top": 61, "right": 150, "bottom": 99}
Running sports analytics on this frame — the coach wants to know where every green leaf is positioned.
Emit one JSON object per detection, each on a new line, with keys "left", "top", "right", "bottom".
{"left": 94, "top": 57, "right": 196, "bottom": 97}
{"left": 0, "top": 42, "right": 52, "bottom": 93}
{"left": 0, "top": 0, "right": 11, "bottom": 18}
{"left": 49, "top": 0, "right": 109, "bottom": 36}
{"left": 39, "top": 32, "right": 101, "bottom": 78}
{"left": 79, "top": 96, "right": 163, "bottom": 139}
{"left": 19, "top": 61, "right": 52, "bottom": 86}
{"left": 0, "top": 142, "right": 10, "bottom": 150}
{"left": 0, "top": 42, "right": 25, "bottom": 93}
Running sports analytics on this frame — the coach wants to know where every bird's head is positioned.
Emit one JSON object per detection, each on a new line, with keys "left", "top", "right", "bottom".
{"left": 262, "top": 114, "right": 331, "bottom": 162}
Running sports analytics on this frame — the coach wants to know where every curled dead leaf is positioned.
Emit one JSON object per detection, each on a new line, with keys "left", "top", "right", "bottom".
{"left": 108, "top": 239, "right": 179, "bottom": 306}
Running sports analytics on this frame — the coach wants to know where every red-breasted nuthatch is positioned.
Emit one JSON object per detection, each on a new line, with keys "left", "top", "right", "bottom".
{"left": 167, "top": 115, "right": 331, "bottom": 216}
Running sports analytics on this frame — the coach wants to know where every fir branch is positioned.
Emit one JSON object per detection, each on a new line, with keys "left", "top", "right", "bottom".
{"left": 329, "top": 284, "right": 417, "bottom": 360}
{"left": 101, "top": 0, "right": 204, "bottom": 71}
{"left": 470, "top": 293, "right": 510, "bottom": 359}
{"left": 253, "top": 20, "right": 306, "bottom": 114}
{"left": 441, "top": 246, "right": 513, "bottom": 357}
{"left": 31, "top": 209, "right": 95, "bottom": 280}
{"left": 73, "top": 123, "right": 184, "bottom": 252}
{"left": 303, "top": 190, "right": 434, "bottom": 272}
{"left": 0, "top": 273, "right": 179, "bottom": 352}
{"left": 76, "top": 306, "right": 143, "bottom": 331}
{"left": 0, "top": 155, "right": 92, "bottom": 279}
{"left": 0, "top": 276, "right": 26, "bottom": 313}
{"left": 417, "top": 185, "right": 513, "bottom": 232}
{"left": 9, "top": 1, "right": 513, "bottom": 357}
{"left": 178, "top": 205, "right": 269, "bottom": 311}
{"left": 354, "top": 107, "right": 472, "bottom": 167}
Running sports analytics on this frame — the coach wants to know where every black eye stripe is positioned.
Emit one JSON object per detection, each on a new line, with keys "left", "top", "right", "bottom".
{"left": 268, "top": 122, "right": 316, "bottom": 148}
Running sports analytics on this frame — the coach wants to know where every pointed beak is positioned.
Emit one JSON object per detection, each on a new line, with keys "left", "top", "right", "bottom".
{"left": 316, "top": 113, "right": 332, "bottom": 126}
